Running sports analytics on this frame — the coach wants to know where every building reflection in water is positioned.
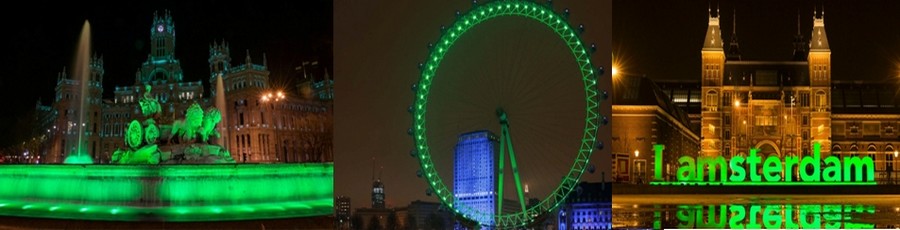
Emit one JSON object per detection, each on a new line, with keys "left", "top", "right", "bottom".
{"left": 615, "top": 202, "right": 900, "bottom": 229}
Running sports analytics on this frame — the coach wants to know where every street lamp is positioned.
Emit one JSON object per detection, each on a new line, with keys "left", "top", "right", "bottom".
{"left": 260, "top": 90, "right": 286, "bottom": 162}
{"left": 895, "top": 151, "right": 898, "bottom": 158}
{"left": 634, "top": 150, "right": 639, "bottom": 157}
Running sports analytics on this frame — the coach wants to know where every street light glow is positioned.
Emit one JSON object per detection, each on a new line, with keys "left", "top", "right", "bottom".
{"left": 634, "top": 150, "right": 639, "bottom": 157}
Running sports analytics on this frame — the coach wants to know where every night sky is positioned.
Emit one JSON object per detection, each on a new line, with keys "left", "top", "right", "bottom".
{"left": 336, "top": 1, "right": 611, "bottom": 211}
{"left": 614, "top": 0, "right": 900, "bottom": 82}
{"left": 1, "top": 1, "right": 332, "bottom": 147}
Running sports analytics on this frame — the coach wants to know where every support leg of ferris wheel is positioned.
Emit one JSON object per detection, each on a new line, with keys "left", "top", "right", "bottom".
{"left": 496, "top": 108, "right": 528, "bottom": 220}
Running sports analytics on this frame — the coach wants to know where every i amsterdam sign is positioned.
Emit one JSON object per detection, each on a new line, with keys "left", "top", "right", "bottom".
{"left": 650, "top": 142, "right": 876, "bottom": 186}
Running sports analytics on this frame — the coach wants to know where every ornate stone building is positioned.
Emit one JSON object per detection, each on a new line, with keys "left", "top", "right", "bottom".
{"left": 616, "top": 7, "right": 900, "bottom": 183}
{"left": 700, "top": 8, "right": 832, "bottom": 160}
{"left": 44, "top": 11, "right": 332, "bottom": 164}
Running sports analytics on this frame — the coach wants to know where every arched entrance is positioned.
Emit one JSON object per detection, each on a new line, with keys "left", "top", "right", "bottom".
{"left": 754, "top": 140, "right": 781, "bottom": 157}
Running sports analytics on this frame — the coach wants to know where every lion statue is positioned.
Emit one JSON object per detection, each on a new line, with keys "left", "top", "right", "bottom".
{"left": 199, "top": 108, "right": 222, "bottom": 143}
{"left": 169, "top": 103, "right": 204, "bottom": 143}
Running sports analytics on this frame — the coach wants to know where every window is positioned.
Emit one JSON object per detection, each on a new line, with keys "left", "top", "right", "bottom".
{"left": 705, "top": 91, "right": 718, "bottom": 111}
{"left": 816, "top": 91, "right": 827, "bottom": 111}
{"left": 800, "top": 92, "right": 810, "bottom": 107}
{"left": 755, "top": 116, "right": 778, "bottom": 126}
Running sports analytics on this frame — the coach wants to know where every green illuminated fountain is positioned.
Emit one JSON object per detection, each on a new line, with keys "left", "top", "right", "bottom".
{"left": 0, "top": 20, "right": 332, "bottom": 222}
{"left": 62, "top": 20, "right": 94, "bottom": 165}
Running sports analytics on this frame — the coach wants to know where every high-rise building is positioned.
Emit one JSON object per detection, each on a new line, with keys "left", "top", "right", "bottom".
{"left": 335, "top": 196, "right": 352, "bottom": 229}
{"left": 454, "top": 130, "right": 499, "bottom": 228}
{"left": 372, "top": 179, "right": 385, "bottom": 209}
{"left": 40, "top": 10, "right": 332, "bottom": 164}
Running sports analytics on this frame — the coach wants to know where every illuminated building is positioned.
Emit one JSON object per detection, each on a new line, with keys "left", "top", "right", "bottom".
{"left": 336, "top": 196, "right": 352, "bottom": 229}
{"left": 372, "top": 178, "right": 385, "bottom": 209}
{"left": 558, "top": 182, "right": 612, "bottom": 230}
{"left": 699, "top": 7, "right": 832, "bottom": 161}
{"left": 41, "top": 10, "right": 332, "bottom": 164}
{"left": 616, "top": 7, "right": 900, "bottom": 183}
{"left": 454, "top": 130, "right": 499, "bottom": 229}
{"left": 612, "top": 76, "right": 701, "bottom": 183}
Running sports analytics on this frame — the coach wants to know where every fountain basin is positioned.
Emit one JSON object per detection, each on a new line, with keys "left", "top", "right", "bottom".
{"left": 0, "top": 163, "right": 332, "bottom": 221}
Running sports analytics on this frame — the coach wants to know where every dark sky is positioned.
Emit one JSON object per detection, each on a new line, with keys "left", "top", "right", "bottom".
{"left": 614, "top": 0, "right": 900, "bottom": 82}
{"left": 1, "top": 1, "right": 332, "bottom": 147}
{"left": 336, "top": 1, "right": 611, "bottom": 211}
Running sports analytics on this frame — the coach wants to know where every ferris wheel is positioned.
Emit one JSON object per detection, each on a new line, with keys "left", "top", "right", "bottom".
{"left": 408, "top": 0, "right": 607, "bottom": 228}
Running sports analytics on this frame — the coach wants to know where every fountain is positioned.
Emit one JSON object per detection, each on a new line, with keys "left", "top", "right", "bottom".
{"left": 63, "top": 20, "right": 94, "bottom": 164}
{"left": 0, "top": 19, "right": 333, "bottom": 222}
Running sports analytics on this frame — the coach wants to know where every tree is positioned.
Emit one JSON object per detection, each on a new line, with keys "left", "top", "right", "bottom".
{"left": 351, "top": 214, "right": 364, "bottom": 230}
{"left": 299, "top": 112, "right": 332, "bottom": 162}
{"left": 386, "top": 211, "right": 399, "bottom": 230}
{"left": 368, "top": 215, "right": 382, "bottom": 230}
{"left": 404, "top": 214, "right": 417, "bottom": 230}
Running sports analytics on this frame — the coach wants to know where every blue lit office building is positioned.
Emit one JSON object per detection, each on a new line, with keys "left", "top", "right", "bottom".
{"left": 454, "top": 130, "right": 499, "bottom": 229}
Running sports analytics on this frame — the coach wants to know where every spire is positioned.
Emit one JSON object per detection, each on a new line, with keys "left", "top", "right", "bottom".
{"left": 262, "top": 52, "right": 268, "bottom": 68}
{"left": 726, "top": 7, "right": 741, "bottom": 60}
{"left": 732, "top": 8, "right": 736, "bottom": 35}
{"left": 810, "top": 4, "right": 829, "bottom": 51}
{"left": 702, "top": 3, "right": 723, "bottom": 51}
{"left": 791, "top": 9, "right": 809, "bottom": 61}
{"left": 245, "top": 49, "right": 252, "bottom": 65}
{"left": 797, "top": 9, "right": 801, "bottom": 35}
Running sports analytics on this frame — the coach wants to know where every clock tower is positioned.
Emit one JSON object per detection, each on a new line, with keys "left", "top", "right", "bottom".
{"left": 135, "top": 10, "right": 184, "bottom": 84}
{"left": 150, "top": 10, "right": 175, "bottom": 59}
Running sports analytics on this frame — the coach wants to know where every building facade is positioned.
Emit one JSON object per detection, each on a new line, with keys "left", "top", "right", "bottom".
{"left": 43, "top": 11, "right": 332, "bottom": 164}
{"left": 617, "top": 7, "right": 900, "bottom": 183}
{"left": 454, "top": 130, "right": 499, "bottom": 228}
{"left": 612, "top": 76, "right": 701, "bottom": 183}
{"left": 700, "top": 8, "right": 832, "bottom": 161}
{"left": 336, "top": 196, "right": 352, "bottom": 229}
{"left": 558, "top": 182, "right": 612, "bottom": 230}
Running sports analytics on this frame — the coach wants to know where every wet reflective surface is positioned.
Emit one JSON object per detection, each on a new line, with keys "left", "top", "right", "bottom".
{"left": 614, "top": 195, "right": 900, "bottom": 229}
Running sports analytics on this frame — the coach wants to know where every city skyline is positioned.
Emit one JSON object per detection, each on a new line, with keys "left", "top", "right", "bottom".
{"left": 335, "top": 0, "right": 611, "bottom": 213}
{"left": 1, "top": 1, "right": 332, "bottom": 148}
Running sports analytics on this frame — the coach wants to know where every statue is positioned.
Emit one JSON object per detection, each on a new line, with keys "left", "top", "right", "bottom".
{"left": 138, "top": 84, "right": 162, "bottom": 117}
{"left": 170, "top": 103, "right": 204, "bottom": 143}
{"left": 199, "top": 108, "right": 222, "bottom": 143}
{"left": 111, "top": 86, "right": 235, "bottom": 164}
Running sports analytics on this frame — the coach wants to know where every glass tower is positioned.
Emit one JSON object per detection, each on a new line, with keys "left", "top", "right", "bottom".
{"left": 454, "top": 130, "right": 499, "bottom": 228}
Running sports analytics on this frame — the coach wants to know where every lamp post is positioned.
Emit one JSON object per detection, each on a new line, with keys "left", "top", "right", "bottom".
{"left": 261, "top": 91, "right": 286, "bottom": 162}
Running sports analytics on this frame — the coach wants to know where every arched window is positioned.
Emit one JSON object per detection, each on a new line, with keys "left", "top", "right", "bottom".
{"left": 815, "top": 91, "right": 827, "bottom": 112}
{"left": 705, "top": 90, "right": 718, "bottom": 112}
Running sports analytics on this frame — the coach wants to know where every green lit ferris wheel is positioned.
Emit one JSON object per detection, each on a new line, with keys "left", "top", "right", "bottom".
{"left": 408, "top": 0, "right": 607, "bottom": 228}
